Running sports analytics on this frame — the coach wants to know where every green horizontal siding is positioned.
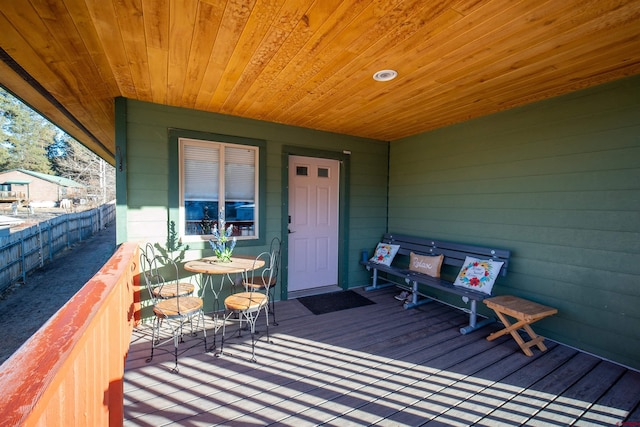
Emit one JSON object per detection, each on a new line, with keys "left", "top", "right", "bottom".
{"left": 118, "top": 98, "right": 389, "bottom": 291}
{"left": 389, "top": 75, "right": 640, "bottom": 369}
{"left": 117, "top": 73, "right": 640, "bottom": 370}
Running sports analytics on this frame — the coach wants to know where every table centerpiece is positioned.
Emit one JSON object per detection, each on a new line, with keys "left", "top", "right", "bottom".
{"left": 209, "top": 220, "right": 236, "bottom": 262}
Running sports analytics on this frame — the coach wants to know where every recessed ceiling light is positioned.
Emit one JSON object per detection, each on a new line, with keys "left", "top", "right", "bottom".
{"left": 373, "top": 69, "right": 398, "bottom": 82}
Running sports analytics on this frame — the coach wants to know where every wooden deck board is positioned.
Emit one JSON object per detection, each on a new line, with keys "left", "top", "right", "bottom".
{"left": 123, "top": 287, "right": 639, "bottom": 426}
{"left": 418, "top": 343, "right": 562, "bottom": 426}
{"left": 448, "top": 344, "right": 579, "bottom": 426}
{"left": 574, "top": 369, "right": 640, "bottom": 426}
{"left": 473, "top": 351, "right": 602, "bottom": 426}
{"left": 303, "top": 339, "right": 519, "bottom": 426}
{"left": 526, "top": 361, "right": 627, "bottom": 426}
{"left": 366, "top": 340, "right": 532, "bottom": 426}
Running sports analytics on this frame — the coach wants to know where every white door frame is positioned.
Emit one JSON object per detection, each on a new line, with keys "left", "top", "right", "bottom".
{"left": 280, "top": 147, "right": 350, "bottom": 300}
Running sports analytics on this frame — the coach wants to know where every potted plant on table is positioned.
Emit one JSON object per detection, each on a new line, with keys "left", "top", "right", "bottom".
{"left": 209, "top": 220, "right": 236, "bottom": 262}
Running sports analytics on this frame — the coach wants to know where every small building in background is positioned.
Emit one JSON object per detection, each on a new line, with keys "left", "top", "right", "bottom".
{"left": 0, "top": 169, "right": 86, "bottom": 208}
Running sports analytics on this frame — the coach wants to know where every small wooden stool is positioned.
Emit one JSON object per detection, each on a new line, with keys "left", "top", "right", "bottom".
{"left": 484, "top": 295, "right": 558, "bottom": 356}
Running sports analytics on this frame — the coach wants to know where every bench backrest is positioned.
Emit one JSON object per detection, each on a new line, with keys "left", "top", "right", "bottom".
{"left": 381, "top": 233, "right": 511, "bottom": 277}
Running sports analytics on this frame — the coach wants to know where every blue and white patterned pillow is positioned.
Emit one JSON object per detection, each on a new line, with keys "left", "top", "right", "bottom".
{"left": 369, "top": 243, "right": 400, "bottom": 266}
{"left": 453, "top": 256, "right": 504, "bottom": 295}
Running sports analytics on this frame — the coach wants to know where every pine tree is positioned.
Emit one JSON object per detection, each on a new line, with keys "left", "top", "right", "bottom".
{"left": 0, "top": 87, "right": 55, "bottom": 173}
{"left": 1, "top": 87, "right": 115, "bottom": 203}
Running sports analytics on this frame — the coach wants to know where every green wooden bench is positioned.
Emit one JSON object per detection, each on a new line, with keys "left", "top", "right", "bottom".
{"left": 362, "top": 233, "right": 511, "bottom": 334}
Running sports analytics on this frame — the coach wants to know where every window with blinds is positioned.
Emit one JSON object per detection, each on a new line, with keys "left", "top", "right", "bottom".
{"left": 180, "top": 138, "right": 258, "bottom": 238}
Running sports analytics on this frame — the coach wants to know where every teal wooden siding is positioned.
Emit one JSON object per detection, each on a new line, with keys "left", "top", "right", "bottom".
{"left": 388, "top": 75, "right": 640, "bottom": 369}
{"left": 118, "top": 99, "right": 388, "bottom": 291}
{"left": 118, "top": 77, "right": 639, "bottom": 370}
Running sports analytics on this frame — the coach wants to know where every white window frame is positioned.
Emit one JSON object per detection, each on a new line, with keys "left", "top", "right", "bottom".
{"left": 178, "top": 137, "right": 259, "bottom": 242}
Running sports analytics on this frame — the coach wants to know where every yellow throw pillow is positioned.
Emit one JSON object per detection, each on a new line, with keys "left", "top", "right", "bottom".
{"left": 409, "top": 252, "right": 443, "bottom": 277}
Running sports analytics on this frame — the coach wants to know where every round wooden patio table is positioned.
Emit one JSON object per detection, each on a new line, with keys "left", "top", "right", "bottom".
{"left": 184, "top": 255, "right": 264, "bottom": 350}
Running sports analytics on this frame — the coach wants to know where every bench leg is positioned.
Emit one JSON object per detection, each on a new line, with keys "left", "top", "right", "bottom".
{"left": 364, "top": 268, "right": 396, "bottom": 291}
{"left": 364, "top": 268, "right": 379, "bottom": 290}
{"left": 402, "top": 287, "right": 495, "bottom": 334}
{"left": 459, "top": 299, "right": 495, "bottom": 335}
{"left": 403, "top": 281, "right": 433, "bottom": 309}
{"left": 487, "top": 311, "right": 547, "bottom": 356}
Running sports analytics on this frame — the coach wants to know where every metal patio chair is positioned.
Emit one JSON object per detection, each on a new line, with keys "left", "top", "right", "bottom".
{"left": 141, "top": 254, "right": 207, "bottom": 373}
{"left": 218, "top": 251, "right": 272, "bottom": 362}
{"left": 242, "top": 237, "right": 281, "bottom": 325}
{"left": 140, "top": 243, "right": 195, "bottom": 299}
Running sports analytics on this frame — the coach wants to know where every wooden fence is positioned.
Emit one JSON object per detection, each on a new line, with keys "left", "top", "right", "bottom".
{"left": 0, "top": 201, "right": 116, "bottom": 293}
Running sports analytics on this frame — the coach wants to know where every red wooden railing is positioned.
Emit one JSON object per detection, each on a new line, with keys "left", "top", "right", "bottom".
{"left": 0, "top": 242, "right": 139, "bottom": 426}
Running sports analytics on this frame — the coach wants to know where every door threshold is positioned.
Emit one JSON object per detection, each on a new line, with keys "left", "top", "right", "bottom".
{"left": 288, "top": 285, "right": 342, "bottom": 299}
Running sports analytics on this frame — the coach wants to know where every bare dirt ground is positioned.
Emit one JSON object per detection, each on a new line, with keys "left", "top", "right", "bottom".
{"left": 0, "top": 221, "right": 116, "bottom": 365}
{"left": 0, "top": 205, "right": 93, "bottom": 230}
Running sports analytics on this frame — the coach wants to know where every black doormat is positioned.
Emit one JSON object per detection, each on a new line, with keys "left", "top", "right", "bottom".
{"left": 297, "top": 290, "right": 375, "bottom": 315}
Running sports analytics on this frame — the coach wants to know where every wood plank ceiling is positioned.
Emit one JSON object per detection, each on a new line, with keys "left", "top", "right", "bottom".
{"left": 1, "top": 0, "right": 639, "bottom": 163}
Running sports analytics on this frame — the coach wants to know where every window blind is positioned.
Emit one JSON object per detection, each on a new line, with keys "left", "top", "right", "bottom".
{"left": 225, "top": 147, "right": 255, "bottom": 201}
{"left": 184, "top": 144, "right": 219, "bottom": 200}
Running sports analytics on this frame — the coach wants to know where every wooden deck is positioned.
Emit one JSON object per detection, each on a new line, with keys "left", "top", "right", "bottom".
{"left": 124, "top": 287, "right": 640, "bottom": 426}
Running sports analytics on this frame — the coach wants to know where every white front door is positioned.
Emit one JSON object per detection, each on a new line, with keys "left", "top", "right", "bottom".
{"left": 288, "top": 155, "right": 340, "bottom": 292}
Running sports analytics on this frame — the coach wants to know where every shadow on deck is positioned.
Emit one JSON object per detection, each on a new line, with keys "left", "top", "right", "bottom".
{"left": 124, "top": 286, "right": 640, "bottom": 426}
